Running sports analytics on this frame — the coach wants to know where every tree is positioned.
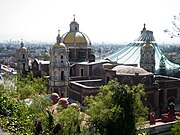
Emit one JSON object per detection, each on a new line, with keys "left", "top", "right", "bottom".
{"left": 0, "top": 72, "right": 51, "bottom": 134}
{"left": 56, "top": 106, "right": 81, "bottom": 134}
{"left": 164, "top": 13, "right": 180, "bottom": 38}
{"left": 171, "top": 121, "right": 180, "bottom": 135}
{"left": 85, "top": 79, "right": 148, "bottom": 135}
{"left": 16, "top": 71, "right": 47, "bottom": 100}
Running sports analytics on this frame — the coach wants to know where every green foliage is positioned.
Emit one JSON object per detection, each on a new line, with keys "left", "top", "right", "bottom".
{"left": 85, "top": 79, "right": 148, "bottom": 135}
{"left": 0, "top": 72, "right": 51, "bottom": 134}
{"left": 16, "top": 71, "right": 47, "bottom": 100}
{"left": 138, "top": 132, "right": 148, "bottom": 135}
{"left": 171, "top": 121, "right": 180, "bottom": 135}
{"left": 0, "top": 74, "right": 148, "bottom": 135}
{"left": 56, "top": 106, "right": 81, "bottom": 134}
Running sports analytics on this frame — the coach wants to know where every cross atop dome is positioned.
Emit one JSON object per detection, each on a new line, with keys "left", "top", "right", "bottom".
{"left": 73, "top": 14, "right": 76, "bottom": 21}
{"left": 141, "top": 23, "right": 146, "bottom": 34}
{"left": 56, "top": 29, "right": 61, "bottom": 43}
{"left": 20, "top": 39, "right": 24, "bottom": 47}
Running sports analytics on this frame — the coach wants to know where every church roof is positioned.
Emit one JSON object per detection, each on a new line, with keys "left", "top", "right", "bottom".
{"left": 112, "top": 65, "right": 152, "bottom": 75}
{"left": 105, "top": 24, "right": 180, "bottom": 76}
{"left": 61, "top": 32, "right": 91, "bottom": 46}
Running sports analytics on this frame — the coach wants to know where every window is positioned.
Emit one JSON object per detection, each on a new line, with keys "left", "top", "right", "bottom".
{"left": 23, "top": 54, "right": 25, "bottom": 59}
{"left": 80, "top": 68, "right": 84, "bottom": 76}
{"left": 61, "top": 71, "right": 64, "bottom": 80}
{"left": 61, "top": 55, "right": 63, "bottom": 63}
{"left": 61, "top": 93, "right": 64, "bottom": 97}
{"left": 75, "top": 27, "right": 77, "bottom": 30}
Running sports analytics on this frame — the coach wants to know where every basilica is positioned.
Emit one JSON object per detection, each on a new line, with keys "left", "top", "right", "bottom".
{"left": 16, "top": 16, "right": 180, "bottom": 116}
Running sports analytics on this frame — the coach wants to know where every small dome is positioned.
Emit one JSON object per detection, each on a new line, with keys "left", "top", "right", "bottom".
{"left": 143, "top": 43, "right": 153, "bottom": 49}
{"left": 53, "top": 42, "right": 66, "bottom": 49}
{"left": 61, "top": 32, "right": 91, "bottom": 46}
{"left": 51, "top": 93, "right": 60, "bottom": 100}
{"left": 69, "top": 103, "right": 79, "bottom": 110}
{"left": 112, "top": 65, "right": 152, "bottom": 75}
{"left": 59, "top": 98, "right": 69, "bottom": 105}
{"left": 18, "top": 46, "right": 27, "bottom": 51}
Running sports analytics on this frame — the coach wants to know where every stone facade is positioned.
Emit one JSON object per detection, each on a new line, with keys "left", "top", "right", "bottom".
{"left": 140, "top": 40, "right": 155, "bottom": 73}
{"left": 49, "top": 31, "right": 69, "bottom": 97}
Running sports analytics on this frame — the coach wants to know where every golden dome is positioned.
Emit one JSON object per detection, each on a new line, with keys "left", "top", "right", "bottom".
{"left": 18, "top": 46, "right": 27, "bottom": 51}
{"left": 61, "top": 32, "right": 91, "bottom": 46}
{"left": 143, "top": 43, "right": 153, "bottom": 49}
{"left": 53, "top": 42, "right": 66, "bottom": 49}
{"left": 18, "top": 40, "right": 27, "bottom": 51}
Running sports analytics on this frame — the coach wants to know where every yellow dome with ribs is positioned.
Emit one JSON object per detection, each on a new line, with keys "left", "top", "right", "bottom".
{"left": 143, "top": 43, "right": 154, "bottom": 49}
{"left": 53, "top": 42, "right": 66, "bottom": 49}
{"left": 61, "top": 32, "right": 91, "bottom": 46}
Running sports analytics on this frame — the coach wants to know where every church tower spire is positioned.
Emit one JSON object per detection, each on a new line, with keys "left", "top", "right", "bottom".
{"left": 20, "top": 39, "right": 24, "bottom": 47}
{"left": 141, "top": 23, "right": 146, "bottom": 34}
{"left": 73, "top": 14, "right": 75, "bottom": 21}
{"left": 56, "top": 29, "right": 61, "bottom": 43}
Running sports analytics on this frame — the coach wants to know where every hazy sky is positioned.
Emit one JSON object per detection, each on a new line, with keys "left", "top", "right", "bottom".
{"left": 0, "top": 0, "right": 180, "bottom": 44}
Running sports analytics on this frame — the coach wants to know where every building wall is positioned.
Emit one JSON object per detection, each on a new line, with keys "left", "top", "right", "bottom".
{"left": 69, "top": 80, "right": 102, "bottom": 103}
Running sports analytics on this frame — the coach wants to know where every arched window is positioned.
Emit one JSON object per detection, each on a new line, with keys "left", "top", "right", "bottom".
{"left": 80, "top": 68, "right": 84, "bottom": 76}
{"left": 23, "top": 54, "right": 25, "bottom": 59}
{"left": 61, "top": 71, "right": 64, "bottom": 80}
{"left": 61, "top": 55, "right": 63, "bottom": 63}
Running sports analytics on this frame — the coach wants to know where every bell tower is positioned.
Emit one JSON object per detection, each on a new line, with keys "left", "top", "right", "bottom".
{"left": 140, "top": 39, "right": 155, "bottom": 73}
{"left": 49, "top": 30, "right": 69, "bottom": 97}
{"left": 17, "top": 39, "right": 29, "bottom": 73}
